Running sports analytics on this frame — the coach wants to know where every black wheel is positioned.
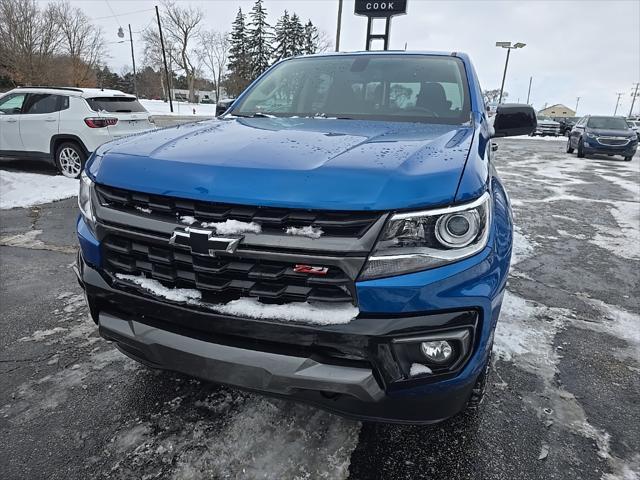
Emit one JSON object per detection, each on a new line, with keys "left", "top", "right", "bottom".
{"left": 55, "top": 142, "right": 86, "bottom": 178}
{"left": 465, "top": 347, "right": 493, "bottom": 412}
{"left": 624, "top": 155, "right": 633, "bottom": 161}
{"left": 566, "top": 137, "right": 574, "bottom": 153}
{"left": 577, "top": 137, "right": 586, "bottom": 158}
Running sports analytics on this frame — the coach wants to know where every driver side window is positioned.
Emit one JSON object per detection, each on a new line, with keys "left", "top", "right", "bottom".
{"left": 0, "top": 93, "right": 27, "bottom": 115}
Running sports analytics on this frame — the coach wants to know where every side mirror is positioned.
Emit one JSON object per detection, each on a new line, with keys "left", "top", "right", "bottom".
{"left": 216, "top": 99, "right": 235, "bottom": 117}
{"left": 492, "top": 104, "right": 537, "bottom": 138}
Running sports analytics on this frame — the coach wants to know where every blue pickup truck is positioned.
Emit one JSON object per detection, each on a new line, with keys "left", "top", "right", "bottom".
{"left": 75, "top": 51, "right": 535, "bottom": 423}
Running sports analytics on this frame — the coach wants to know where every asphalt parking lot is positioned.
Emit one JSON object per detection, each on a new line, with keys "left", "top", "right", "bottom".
{"left": 0, "top": 137, "right": 638, "bottom": 480}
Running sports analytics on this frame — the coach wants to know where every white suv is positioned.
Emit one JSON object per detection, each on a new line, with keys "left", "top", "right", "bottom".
{"left": 0, "top": 87, "right": 154, "bottom": 178}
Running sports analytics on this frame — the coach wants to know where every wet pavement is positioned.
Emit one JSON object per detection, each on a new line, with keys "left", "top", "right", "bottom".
{"left": 1, "top": 137, "right": 638, "bottom": 479}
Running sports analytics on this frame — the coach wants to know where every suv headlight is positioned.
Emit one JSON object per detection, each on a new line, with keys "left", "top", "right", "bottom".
{"left": 585, "top": 132, "right": 597, "bottom": 139}
{"left": 78, "top": 171, "right": 96, "bottom": 230}
{"left": 360, "top": 192, "right": 492, "bottom": 280}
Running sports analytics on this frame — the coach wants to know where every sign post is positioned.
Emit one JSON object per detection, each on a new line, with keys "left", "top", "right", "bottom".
{"left": 354, "top": 1, "right": 407, "bottom": 51}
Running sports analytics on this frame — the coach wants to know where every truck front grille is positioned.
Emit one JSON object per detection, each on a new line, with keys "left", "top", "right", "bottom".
{"left": 102, "top": 233, "right": 356, "bottom": 304}
{"left": 96, "top": 184, "right": 380, "bottom": 238}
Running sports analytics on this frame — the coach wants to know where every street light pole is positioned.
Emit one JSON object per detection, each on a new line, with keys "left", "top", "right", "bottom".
{"left": 614, "top": 92, "right": 623, "bottom": 116}
{"left": 335, "top": 0, "right": 343, "bottom": 52}
{"left": 496, "top": 42, "right": 526, "bottom": 105}
{"left": 128, "top": 24, "right": 138, "bottom": 99}
{"left": 629, "top": 83, "right": 639, "bottom": 117}
{"left": 575, "top": 96, "right": 580, "bottom": 114}
{"left": 526, "top": 76, "right": 532, "bottom": 104}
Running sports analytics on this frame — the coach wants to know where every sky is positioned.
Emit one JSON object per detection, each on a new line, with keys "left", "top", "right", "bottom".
{"left": 45, "top": 0, "right": 640, "bottom": 116}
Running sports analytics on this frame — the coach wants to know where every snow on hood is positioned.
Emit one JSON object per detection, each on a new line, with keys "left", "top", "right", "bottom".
{"left": 90, "top": 117, "right": 474, "bottom": 211}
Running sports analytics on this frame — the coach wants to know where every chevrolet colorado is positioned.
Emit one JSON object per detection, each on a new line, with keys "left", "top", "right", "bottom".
{"left": 75, "top": 51, "right": 536, "bottom": 423}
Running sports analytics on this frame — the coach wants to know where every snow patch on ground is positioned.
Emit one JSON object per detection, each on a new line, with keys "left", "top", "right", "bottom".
{"left": 139, "top": 98, "right": 217, "bottom": 116}
{"left": 179, "top": 215, "right": 197, "bottom": 225}
{"left": 116, "top": 274, "right": 359, "bottom": 325}
{"left": 18, "top": 327, "right": 66, "bottom": 342}
{"left": 511, "top": 225, "right": 537, "bottom": 266}
{"left": 285, "top": 225, "right": 324, "bottom": 239}
{"left": 200, "top": 219, "right": 262, "bottom": 235}
{"left": 409, "top": 363, "right": 432, "bottom": 376}
{"left": 591, "top": 201, "right": 640, "bottom": 260}
{"left": 134, "top": 206, "right": 152, "bottom": 214}
{"left": 0, "top": 170, "right": 78, "bottom": 209}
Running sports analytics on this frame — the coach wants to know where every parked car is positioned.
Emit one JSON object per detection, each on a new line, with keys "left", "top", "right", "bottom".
{"left": 0, "top": 87, "right": 154, "bottom": 178}
{"left": 627, "top": 120, "right": 640, "bottom": 140}
{"left": 75, "top": 51, "right": 536, "bottom": 424}
{"left": 533, "top": 115, "right": 561, "bottom": 136}
{"left": 215, "top": 98, "right": 235, "bottom": 117}
{"left": 555, "top": 117, "right": 580, "bottom": 136}
{"left": 567, "top": 115, "right": 637, "bottom": 161}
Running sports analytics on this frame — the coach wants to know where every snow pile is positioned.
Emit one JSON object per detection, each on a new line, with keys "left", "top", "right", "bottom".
{"left": 116, "top": 274, "right": 202, "bottom": 302}
{"left": 201, "top": 219, "right": 262, "bottom": 235}
{"left": 409, "top": 363, "right": 433, "bottom": 376}
{"left": 285, "top": 225, "right": 324, "bottom": 239}
{"left": 135, "top": 206, "right": 152, "bottom": 214}
{"left": 116, "top": 274, "right": 359, "bottom": 325}
{"left": 0, "top": 170, "right": 78, "bottom": 209}
{"left": 179, "top": 215, "right": 197, "bottom": 225}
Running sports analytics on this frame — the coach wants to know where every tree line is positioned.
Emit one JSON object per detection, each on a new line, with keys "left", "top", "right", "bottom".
{"left": 0, "top": 0, "right": 329, "bottom": 103}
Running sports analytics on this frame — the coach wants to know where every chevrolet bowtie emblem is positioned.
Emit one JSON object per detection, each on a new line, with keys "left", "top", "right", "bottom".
{"left": 169, "top": 227, "right": 241, "bottom": 256}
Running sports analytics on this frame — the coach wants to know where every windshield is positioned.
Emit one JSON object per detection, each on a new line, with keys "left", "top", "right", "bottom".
{"left": 587, "top": 116, "right": 630, "bottom": 130}
{"left": 230, "top": 54, "right": 471, "bottom": 124}
{"left": 86, "top": 97, "right": 147, "bottom": 113}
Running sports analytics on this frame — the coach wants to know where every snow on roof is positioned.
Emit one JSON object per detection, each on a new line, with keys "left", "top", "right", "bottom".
{"left": 10, "top": 86, "right": 135, "bottom": 99}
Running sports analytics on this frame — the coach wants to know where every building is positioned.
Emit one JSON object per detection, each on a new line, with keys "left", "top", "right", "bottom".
{"left": 538, "top": 104, "right": 576, "bottom": 118}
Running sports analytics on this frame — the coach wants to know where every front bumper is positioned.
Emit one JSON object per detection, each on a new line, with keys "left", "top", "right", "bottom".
{"left": 75, "top": 252, "right": 493, "bottom": 423}
{"left": 583, "top": 138, "right": 638, "bottom": 156}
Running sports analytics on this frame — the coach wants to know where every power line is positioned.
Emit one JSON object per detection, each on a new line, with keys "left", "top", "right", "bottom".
{"left": 103, "top": 0, "right": 122, "bottom": 28}
{"left": 89, "top": 7, "right": 156, "bottom": 22}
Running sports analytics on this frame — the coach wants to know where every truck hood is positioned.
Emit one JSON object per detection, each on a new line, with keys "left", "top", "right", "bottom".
{"left": 90, "top": 117, "right": 474, "bottom": 211}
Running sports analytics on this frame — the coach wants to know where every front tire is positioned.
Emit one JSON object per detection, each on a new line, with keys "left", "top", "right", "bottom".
{"left": 624, "top": 155, "right": 633, "bottom": 161}
{"left": 55, "top": 142, "right": 86, "bottom": 179}
{"left": 566, "top": 137, "right": 574, "bottom": 153}
{"left": 577, "top": 137, "right": 586, "bottom": 158}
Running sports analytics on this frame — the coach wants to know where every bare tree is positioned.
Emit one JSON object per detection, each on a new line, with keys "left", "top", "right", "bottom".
{"left": 51, "top": 1, "right": 106, "bottom": 86}
{"left": 161, "top": 1, "right": 203, "bottom": 103}
{"left": 0, "top": 0, "right": 61, "bottom": 84}
{"left": 199, "top": 30, "right": 230, "bottom": 102}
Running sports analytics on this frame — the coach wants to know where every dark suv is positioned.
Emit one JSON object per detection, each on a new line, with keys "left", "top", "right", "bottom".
{"left": 567, "top": 115, "right": 637, "bottom": 161}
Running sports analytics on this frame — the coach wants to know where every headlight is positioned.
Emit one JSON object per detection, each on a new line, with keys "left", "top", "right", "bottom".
{"left": 585, "top": 132, "right": 597, "bottom": 139}
{"left": 359, "top": 192, "right": 491, "bottom": 280}
{"left": 78, "top": 171, "right": 96, "bottom": 229}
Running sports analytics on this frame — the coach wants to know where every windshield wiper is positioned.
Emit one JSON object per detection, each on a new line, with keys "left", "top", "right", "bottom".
{"left": 230, "top": 112, "right": 275, "bottom": 118}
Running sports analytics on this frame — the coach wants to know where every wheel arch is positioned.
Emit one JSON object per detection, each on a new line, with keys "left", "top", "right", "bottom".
{"left": 50, "top": 135, "right": 90, "bottom": 159}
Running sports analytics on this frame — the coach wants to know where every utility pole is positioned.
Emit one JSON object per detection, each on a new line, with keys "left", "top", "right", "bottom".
{"left": 614, "top": 92, "right": 623, "bottom": 116}
{"left": 496, "top": 42, "right": 526, "bottom": 104}
{"left": 629, "top": 83, "right": 640, "bottom": 117}
{"left": 128, "top": 24, "right": 138, "bottom": 99}
{"left": 155, "top": 5, "right": 173, "bottom": 113}
{"left": 526, "top": 76, "right": 532, "bottom": 104}
{"left": 335, "top": 0, "right": 343, "bottom": 52}
{"left": 575, "top": 96, "right": 580, "bottom": 114}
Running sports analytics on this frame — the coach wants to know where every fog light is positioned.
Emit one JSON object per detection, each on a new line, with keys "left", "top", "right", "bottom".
{"left": 421, "top": 340, "right": 453, "bottom": 363}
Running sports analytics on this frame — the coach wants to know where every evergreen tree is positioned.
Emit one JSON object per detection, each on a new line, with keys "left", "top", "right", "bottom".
{"left": 272, "top": 10, "right": 292, "bottom": 62}
{"left": 303, "top": 20, "right": 319, "bottom": 55}
{"left": 227, "top": 8, "right": 251, "bottom": 95}
{"left": 247, "top": 0, "right": 272, "bottom": 78}
{"left": 289, "top": 13, "right": 305, "bottom": 57}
